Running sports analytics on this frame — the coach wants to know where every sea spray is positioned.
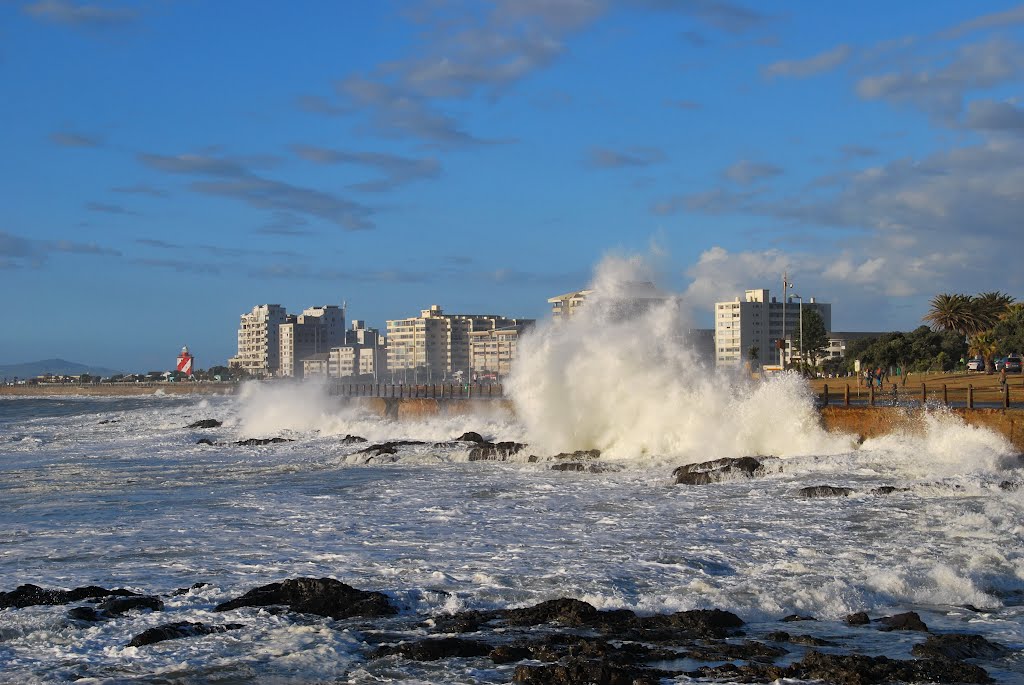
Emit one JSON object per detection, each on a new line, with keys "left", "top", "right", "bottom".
{"left": 507, "top": 255, "right": 854, "bottom": 459}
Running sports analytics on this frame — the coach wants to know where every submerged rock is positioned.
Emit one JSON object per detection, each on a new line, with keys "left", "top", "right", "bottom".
{"left": 877, "top": 611, "right": 928, "bottom": 632}
{"left": 455, "top": 431, "right": 485, "bottom": 443}
{"left": 846, "top": 611, "right": 871, "bottom": 625}
{"left": 170, "top": 582, "right": 210, "bottom": 597}
{"left": 358, "top": 440, "right": 426, "bottom": 457}
{"left": 371, "top": 637, "right": 492, "bottom": 661}
{"left": 97, "top": 595, "right": 163, "bottom": 615}
{"left": 467, "top": 441, "right": 527, "bottom": 461}
{"left": 792, "top": 650, "right": 989, "bottom": 684}
{"left": 911, "top": 633, "right": 1009, "bottom": 660}
{"left": 674, "top": 457, "right": 764, "bottom": 485}
{"left": 871, "top": 486, "right": 911, "bottom": 495}
{"left": 234, "top": 437, "right": 293, "bottom": 446}
{"left": 196, "top": 438, "right": 216, "bottom": 445}
{"left": 128, "top": 621, "right": 244, "bottom": 647}
{"left": 67, "top": 606, "right": 103, "bottom": 622}
{"left": 799, "top": 485, "right": 853, "bottom": 498}
{"left": 213, "top": 577, "right": 396, "bottom": 619}
{"left": 340, "top": 434, "right": 367, "bottom": 444}
{"left": 552, "top": 449, "right": 602, "bottom": 461}
{"left": 513, "top": 658, "right": 673, "bottom": 685}
{"left": 0, "top": 584, "right": 137, "bottom": 609}
{"left": 187, "top": 419, "right": 222, "bottom": 429}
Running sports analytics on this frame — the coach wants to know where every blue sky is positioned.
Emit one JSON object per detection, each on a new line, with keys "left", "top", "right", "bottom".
{"left": 4, "top": 1, "right": 1024, "bottom": 372}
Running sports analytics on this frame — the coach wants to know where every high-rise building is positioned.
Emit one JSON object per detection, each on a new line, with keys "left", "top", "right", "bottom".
{"left": 229, "top": 304, "right": 288, "bottom": 377}
{"left": 714, "top": 289, "right": 831, "bottom": 367}
{"left": 386, "top": 305, "right": 528, "bottom": 382}
{"left": 469, "top": 323, "right": 533, "bottom": 380}
{"left": 279, "top": 305, "right": 346, "bottom": 378}
{"left": 326, "top": 321, "right": 388, "bottom": 379}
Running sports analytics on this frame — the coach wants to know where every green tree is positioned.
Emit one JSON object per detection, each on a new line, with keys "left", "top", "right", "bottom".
{"left": 969, "top": 331, "right": 999, "bottom": 374}
{"left": 975, "top": 291, "right": 1014, "bottom": 331}
{"left": 923, "top": 293, "right": 982, "bottom": 337}
{"left": 796, "top": 309, "right": 829, "bottom": 374}
{"left": 992, "top": 306, "right": 1024, "bottom": 357}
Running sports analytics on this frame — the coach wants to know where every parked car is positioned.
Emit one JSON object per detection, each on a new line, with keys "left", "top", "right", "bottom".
{"left": 1005, "top": 355, "right": 1023, "bottom": 373}
{"left": 995, "top": 357, "right": 1006, "bottom": 371}
{"left": 967, "top": 357, "right": 985, "bottom": 371}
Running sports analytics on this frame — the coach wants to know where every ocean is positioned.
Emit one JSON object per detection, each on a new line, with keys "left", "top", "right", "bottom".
{"left": 0, "top": 375, "right": 1022, "bottom": 683}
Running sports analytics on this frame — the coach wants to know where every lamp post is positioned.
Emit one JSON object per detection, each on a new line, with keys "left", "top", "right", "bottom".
{"left": 791, "top": 294, "right": 803, "bottom": 376}
{"left": 781, "top": 273, "right": 791, "bottom": 369}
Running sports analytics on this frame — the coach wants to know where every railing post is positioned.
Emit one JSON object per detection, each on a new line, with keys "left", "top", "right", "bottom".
{"left": 921, "top": 382, "right": 926, "bottom": 405}
{"left": 869, "top": 383, "right": 875, "bottom": 407}
{"left": 823, "top": 383, "right": 829, "bottom": 406}
{"left": 968, "top": 384, "right": 974, "bottom": 409}
{"left": 1004, "top": 384, "right": 1010, "bottom": 409}
{"left": 844, "top": 384, "right": 850, "bottom": 407}
{"left": 942, "top": 384, "right": 948, "bottom": 406}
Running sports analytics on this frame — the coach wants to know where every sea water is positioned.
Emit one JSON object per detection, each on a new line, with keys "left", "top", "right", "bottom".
{"left": 2, "top": 262, "right": 1023, "bottom": 682}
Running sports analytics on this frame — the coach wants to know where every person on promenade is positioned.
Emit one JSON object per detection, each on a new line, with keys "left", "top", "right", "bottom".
{"left": 1000, "top": 366, "right": 1008, "bottom": 389}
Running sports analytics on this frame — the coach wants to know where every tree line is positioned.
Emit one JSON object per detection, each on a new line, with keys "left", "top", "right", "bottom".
{"left": 818, "top": 291, "right": 1023, "bottom": 376}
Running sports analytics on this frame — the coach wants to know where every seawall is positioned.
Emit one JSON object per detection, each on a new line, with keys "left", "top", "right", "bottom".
{"left": 348, "top": 398, "right": 1024, "bottom": 453}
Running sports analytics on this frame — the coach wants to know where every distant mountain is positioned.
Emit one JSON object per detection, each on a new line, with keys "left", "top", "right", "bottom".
{"left": 0, "top": 359, "right": 125, "bottom": 379}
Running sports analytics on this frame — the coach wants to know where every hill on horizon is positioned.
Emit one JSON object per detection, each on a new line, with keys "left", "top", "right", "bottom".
{"left": 0, "top": 359, "right": 126, "bottom": 380}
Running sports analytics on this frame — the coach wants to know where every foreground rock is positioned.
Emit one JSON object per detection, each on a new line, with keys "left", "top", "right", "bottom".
{"left": 467, "top": 441, "right": 527, "bottom": 461}
{"left": 213, "top": 577, "right": 396, "bottom": 619}
{"left": 0, "top": 584, "right": 137, "bottom": 609}
{"left": 674, "top": 457, "right": 764, "bottom": 485}
{"left": 877, "top": 611, "right": 928, "bottom": 632}
{"left": 187, "top": 419, "right": 222, "bottom": 429}
{"left": 357, "top": 440, "right": 426, "bottom": 458}
{"left": 455, "top": 431, "right": 485, "bottom": 443}
{"left": 911, "top": 633, "right": 1009, "bottom": 660}
{"left": 234, "top": 437, "right": 294, "bottom": 446}
{"left": 128, "top": 621, "right": 244, "bottom": 647}
{"left": 371, "top": 637, "right": 492, "bottom": 661}
{"left": 97, "top": 595, "right": 163, "bottom": 615}
{"left": 799, "top": 485, "right": 854, "bottom": 498}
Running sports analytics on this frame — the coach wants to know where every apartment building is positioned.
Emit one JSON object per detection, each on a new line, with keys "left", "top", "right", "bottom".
{"left": 326, "top": 321, "right": 388, "bottom": 379}
{"left": 279, "top": 305, "right": 346, "bottom": 378}
{"left": 228, "top": 304, "right": 288, "bottom": 377}
{"left": 548, "top": 282, "right": 666, "bottom": 321}
{"left": 714, "top": 289, "right": 831, "bottom": 367}
{"left": 386, "top": 305, "right": 528, "bottom": 382}
{"left": 469, "top": 324, "right": 532, "bottom": 379}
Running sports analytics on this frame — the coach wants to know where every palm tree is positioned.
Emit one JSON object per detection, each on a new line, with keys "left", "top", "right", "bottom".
{"left": 923, "top": 293, "right": 982, "bottom": 337}
{"left": 975, "top": 291, "right": 1015, "bottom": 330}
{"left": 969, "top": 331, "right": 999, "bottom": 374}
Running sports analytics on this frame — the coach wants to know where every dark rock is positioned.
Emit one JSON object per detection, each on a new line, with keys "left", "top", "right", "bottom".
{"left": 686, "top": 662, "right": 787, "bottom": 682}
{"left": 871, "top": 486, "right": 910, "bottom": 495}
{"left": 682, "top": 640, "right": 788, "bottom": 663}
{"left": 490, "top": 645, "right": 533, "bottom": 664}
{"left": 98, "top": 419, "right": 118, "bottom": 424}
{"left": 911, "top": 633, "right": 1009, "bottom": 660}
{"left": 503, "top": 598, "right": 599, "bottom": 626}
{"left": 782, "top": 614, "right": 817, "bottom": 622}
{"left": 999, "top": 481, "right": 1020, "bottom": 491}
{"left": 68, "top": 606, "right": 103, "bottom": 622}
{"left": 468, "top": 441, "right": 527, "bottom": 461}
{"left": 357, "top": 440, "right": 425, "bottom": 457}
{"left": 371, "top": 637, "right": 493, "bottom": 661}
{"left": 799, "top": 485, "right": 853, "bottom": 498}
{"left": 513, "top": 658, "right": 673, "bottom": 685}
{"left": 637, "top": 608, "right": 745, "bottom": 639}
{"left": 674, "top": 457, "right": 764, "bottom": 485}
{"left": 455, "top": 431, "right": 485, "bottom": 443}
{"left": 234, "top": 437, "right": 293, "bottom": 446}
{"left": 187, "top": 419, "right": 222, "bottom": 429}
{"left": 764, "top": 631, "right": 834, "bottom": 647}
{"left": 877, "top": 611, "right": 928, "bottom": 632}
{"left": 170, "top": 582, "right": 210, "bottom": 596}
{"left": 213, "top": 577, "right": 396, "bottom": 619}
{"left": 340, "top": 434, "right": 367, "bottom": 444}
{"left": 846, "top": 611, "right": 870, "bottom": 625}
{"left": 791, "top": 650, "right": 990, "bottom": 684}
{"left": 196, "top": 438, "right": 215, "bottom": 445}
{"left": 128, "top": 621, "right": 244, "bottom": 647}
{"left": 0, "top": 584, "right": 137, "bottom": 609}
{"left": 551, "top": 463, "right": 587, "bottom": 472}
{"left": 97, "top": 595, "right": 163, "bottom": 615}
{"left": 552, "top": 449, "right": 601, "bottom": 460}
{"left": 430, "top": 610, "right": 491, "bottom": 633}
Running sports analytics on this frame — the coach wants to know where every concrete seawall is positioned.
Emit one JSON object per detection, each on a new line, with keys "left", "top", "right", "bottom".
{"left": 348, "top": 398, "right": 1024, "bottom": 453}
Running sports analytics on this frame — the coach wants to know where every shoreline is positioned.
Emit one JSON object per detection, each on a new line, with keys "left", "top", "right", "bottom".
{"left": 0, "top": 383, "right": 239, "bottom": 397}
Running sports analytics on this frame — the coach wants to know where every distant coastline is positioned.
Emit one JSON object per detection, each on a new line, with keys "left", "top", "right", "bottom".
{"left": 0, "top": 382, "right": 238, "bottom": 397}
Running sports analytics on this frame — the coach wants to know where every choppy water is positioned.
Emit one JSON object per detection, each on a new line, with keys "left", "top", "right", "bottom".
{"left": 1, "top": 383, "right": 1023, "bottom": 683}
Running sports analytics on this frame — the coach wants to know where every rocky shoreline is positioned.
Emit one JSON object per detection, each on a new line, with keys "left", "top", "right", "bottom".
{"left": 0, "top": 577, "right": 1012, "bottom": 684}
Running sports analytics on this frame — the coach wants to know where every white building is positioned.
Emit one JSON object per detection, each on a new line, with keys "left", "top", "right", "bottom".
{"left": 279, "top": 305, "right": 346, "bottom": 379}
{"left": 714, "top": 289, "right": 831, "bottom": 368}
{"left": 386, "top": 305, "right": 528, "bottom": 382}
{"left": 469, "top": 324, "right": 532, "bottom": 380}
{"left": 229, "top": 304, "right": 288, "bottom": 377}
{"left": 547, "top": 282, "right": 666, "bottom": 321}
{"left": 326, "top": 321, "right": 388, "bottom": 379}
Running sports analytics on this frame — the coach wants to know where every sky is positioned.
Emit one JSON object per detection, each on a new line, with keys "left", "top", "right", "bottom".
{"left": 3, "top": 0, "right": 1024, "bottom": 372}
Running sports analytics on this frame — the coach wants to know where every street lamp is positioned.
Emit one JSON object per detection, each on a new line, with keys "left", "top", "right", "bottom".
{"left": 791, "top": 294, "right": 803, "bottom": 375}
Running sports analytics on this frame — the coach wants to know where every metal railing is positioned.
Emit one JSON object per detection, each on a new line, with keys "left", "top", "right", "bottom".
{"left": 328, "top": 381, "right": 506, "bottom": 399}
{"left": 820, "top": 382, "right": 1022, "bottom": 409}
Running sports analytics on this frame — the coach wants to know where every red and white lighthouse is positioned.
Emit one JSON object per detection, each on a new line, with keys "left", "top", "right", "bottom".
{"left": 176, "top": 346, "right": 195, "bottom": 377}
